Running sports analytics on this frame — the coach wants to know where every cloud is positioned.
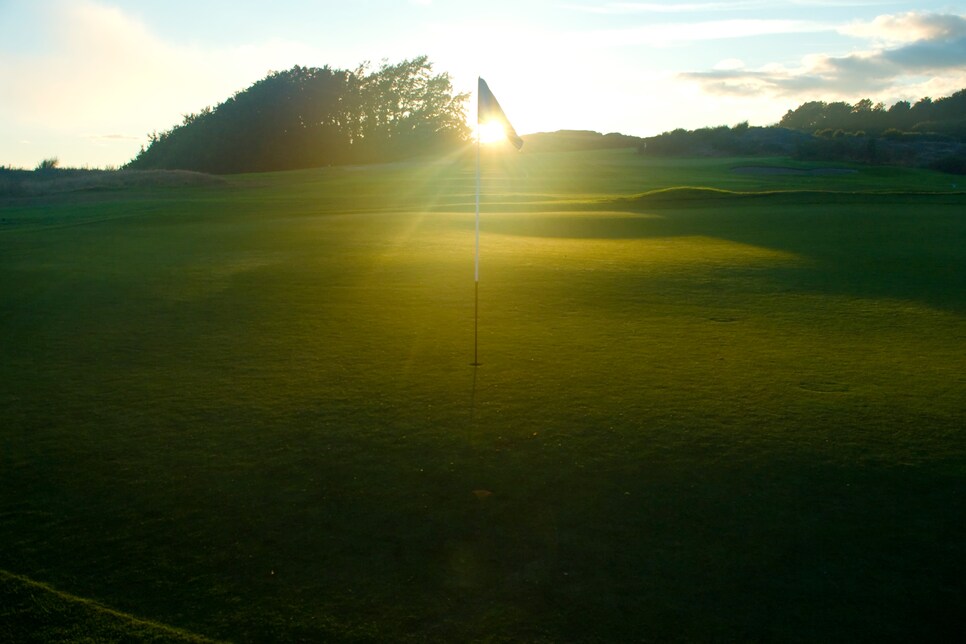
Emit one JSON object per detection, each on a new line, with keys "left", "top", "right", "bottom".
{"left": 585, "top": 18, "right": 827, "bottom": 47}
{"left": 787, "top": 0, "right": 897, "bottom": 5}
{"left": 0, "top": 1, "right": 319, "bottom": 145}
{"left": 564, "top": 0, "right": 894, "bottom": 14}
{"left": 563, "top": 2, "right": 765, "bottom": 14}
{"left": 885, "top": 35, "right": 966, "bottom": 69}
{"left": 714, "top": 58, "right": 746, "bottom": 70}
{"left": 680, "top": 12, "right": 966, "bottom": 101}
{"left": 840, "top": 11, "right": 966, "bottom": 44}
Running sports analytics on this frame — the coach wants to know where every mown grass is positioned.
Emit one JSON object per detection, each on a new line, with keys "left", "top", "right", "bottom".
{"left": 1, "top": 148, "right": 964, "bottom": 642}
{"left": 0, "top": 569, "right": 224, "bottom": 643}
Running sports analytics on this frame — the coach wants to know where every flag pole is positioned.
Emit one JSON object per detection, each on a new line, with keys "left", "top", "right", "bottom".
{"left": 473, "top": 82, "right": 481, "bottom": 367}
{"left": 473, "top": 77, "right": 521, "bottom": 367}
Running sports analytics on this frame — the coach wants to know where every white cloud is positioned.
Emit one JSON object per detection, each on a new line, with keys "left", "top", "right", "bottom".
{"left": 714, "top": 58, "right": 746, "bottom": 70}
{"left": 840, "top": 11, "right": 966, "bottom": 44}
{"left": 563, "top": 2, "right": 765, "bottom": 14}
{"left": 563, "top": 1, "right": 894, "bottom": 15}
{"left": 585, "top": 18, "right": 828, "bottom": 47}
{"left": 680, "top": 11, "right": 966, "bottom": 103}
{"left": 0, "top": 0, "right": 321, "bottom": 165}
{"left": 787, "top": 0, "right": 898, "bottom": 5}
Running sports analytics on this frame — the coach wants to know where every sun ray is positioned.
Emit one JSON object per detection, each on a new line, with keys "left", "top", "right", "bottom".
{"left": 477, "top": 121, "right": 510, "bottom": 145}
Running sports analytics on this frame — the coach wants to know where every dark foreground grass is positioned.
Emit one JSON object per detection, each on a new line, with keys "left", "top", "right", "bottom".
{"left": 1, "top": 149, "right": 964, "bottom": 642}
{"left": 0, "top": 569, "right": 223, "bottom": 643}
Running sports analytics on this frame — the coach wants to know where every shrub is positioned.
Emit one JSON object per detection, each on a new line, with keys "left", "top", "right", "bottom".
{"left": 35, "top": 158, "right": 59, "bottom": 171}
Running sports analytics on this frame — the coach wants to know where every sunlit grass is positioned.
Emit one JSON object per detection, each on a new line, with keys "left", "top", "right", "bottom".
{"left": 1, "top": 149, "right": 964, "bottom": 641}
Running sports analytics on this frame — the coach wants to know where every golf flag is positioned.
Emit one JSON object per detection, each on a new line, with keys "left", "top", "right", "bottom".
{"left": 478, "top": 78, "right": 523, "bottom": 150}
{"left": 473, "top": 78, "right": 522, "bottom": 366}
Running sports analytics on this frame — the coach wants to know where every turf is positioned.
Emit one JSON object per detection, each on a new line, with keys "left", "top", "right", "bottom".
{"left": 1, "top": 148, "right": 964, "bottom": 642}
{"left": 0, "top": 569, "right": 224, "bottom": 643}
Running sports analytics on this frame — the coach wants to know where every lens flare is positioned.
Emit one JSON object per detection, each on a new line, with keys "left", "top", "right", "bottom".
{"left": 477, "top": 120, "right": 509, "bottom": 144}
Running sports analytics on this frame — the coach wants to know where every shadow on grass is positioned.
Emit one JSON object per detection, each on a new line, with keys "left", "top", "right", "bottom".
{"left": 464, "top": 191, "right": 966, "bottom": 313}
{"left": 0, "top": 569, "right": 224, "bottom": 643}
{"left": 3, "top": 423, "right": 963, "bottom": 642}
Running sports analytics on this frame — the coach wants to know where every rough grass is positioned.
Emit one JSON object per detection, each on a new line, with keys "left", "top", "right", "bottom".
{"left": 1, "top": 149, "right": 964, "bottom": 642}
{"left": 0, "top": 569, "right": 224, "bottom": 643}
{"left": 0, "top": 168, "right": 226, "bottom": 198}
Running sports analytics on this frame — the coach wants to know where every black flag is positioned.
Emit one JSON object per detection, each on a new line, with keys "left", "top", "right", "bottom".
{"left": 478, "top": 78, "right": 523, "bottom": 150}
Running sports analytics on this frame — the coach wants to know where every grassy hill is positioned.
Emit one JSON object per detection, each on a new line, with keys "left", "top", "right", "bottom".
{"left": 1, "top": 147, "right": 964, "bottom": 641}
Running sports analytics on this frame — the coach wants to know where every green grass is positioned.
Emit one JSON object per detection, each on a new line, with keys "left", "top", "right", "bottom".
{"left": 0, "top": 569, "right": 224, "bottom": 643}
{"left": 1, "top": 148, "right": 964, "bottom": 642}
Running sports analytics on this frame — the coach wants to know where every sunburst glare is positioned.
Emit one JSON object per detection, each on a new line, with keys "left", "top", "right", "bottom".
{"left": 477, "top": 120, "right": 510, "bottom": 145}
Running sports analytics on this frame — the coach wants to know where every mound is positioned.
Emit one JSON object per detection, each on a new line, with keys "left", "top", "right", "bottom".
{"left": 607, "top": 186, "right": 963, "bottom": 210}
{"left": 732, "top": 166, "right": 858, "bottom": 175}
{"left": 0, "top": 169, "right": 226, "bottom": 198}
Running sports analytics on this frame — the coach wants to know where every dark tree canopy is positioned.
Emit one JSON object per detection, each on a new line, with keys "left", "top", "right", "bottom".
{"left": 128, "top": 56, "right": 470, "bottom": 174}
{"left": 638, "top": 89, "right": 966, "bottom": 174}
{"left": 778, "top": 90, "right": 966, "bottom": 137}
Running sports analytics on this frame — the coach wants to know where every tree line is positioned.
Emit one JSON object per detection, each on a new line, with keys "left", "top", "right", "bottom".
{"left": 778, "top": 91, "right": 966, "bottom": 138}
{"left": 638, "top": 89, "right": 966, "bottom": 174}
{"left": 127, "top": 56, "right": 470, "bottom": 174}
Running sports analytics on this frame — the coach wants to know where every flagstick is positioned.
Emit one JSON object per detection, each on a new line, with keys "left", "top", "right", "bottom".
{"left": 472, "top": 121, "right": 481, "bottom": 367}
{"left": 473, "top": 77, "right": 521, "bottom": 367}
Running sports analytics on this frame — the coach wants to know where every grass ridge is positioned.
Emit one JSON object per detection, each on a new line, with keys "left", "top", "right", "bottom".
{"left": 613, "top": 185, "right": 966, "bottom": 206}
{"left": 0, "top": 569, "right": 226, "bottom": 643}
{"left": 0, "top": 168, "right": 227, "bottom": 199}
{"left": 464, "top": 187, "right": 966, "bottom": 213}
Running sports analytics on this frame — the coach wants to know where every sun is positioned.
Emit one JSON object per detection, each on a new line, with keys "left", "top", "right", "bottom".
{"left": 477, "top": 120, "right": 509, "bottom": 144}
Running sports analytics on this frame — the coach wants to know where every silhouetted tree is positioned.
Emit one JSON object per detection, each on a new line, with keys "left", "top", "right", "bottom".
{"left": 128, "top": 56, "right": 470, "bottom": 173}
{"left": 778, "top": 91, "right": 966, "bottom": 140}
{"left": 640, "top": 89, "right": 966, "bottom": 173}
{"left": 348, "top": 56, "right": 470, "bottom": 162}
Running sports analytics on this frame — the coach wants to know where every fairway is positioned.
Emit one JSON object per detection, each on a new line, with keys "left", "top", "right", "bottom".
{"left": 1, "top": 149, "right": 964, "bottom": 642}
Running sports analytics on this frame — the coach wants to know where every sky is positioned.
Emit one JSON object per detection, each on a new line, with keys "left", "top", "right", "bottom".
{"left": 2, "top": 0, "right": 965, "bottom": 168}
